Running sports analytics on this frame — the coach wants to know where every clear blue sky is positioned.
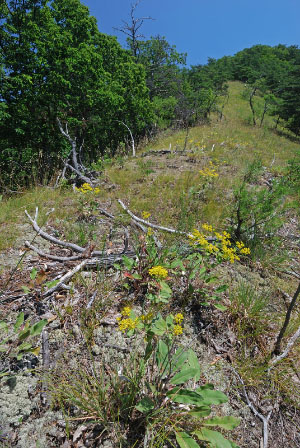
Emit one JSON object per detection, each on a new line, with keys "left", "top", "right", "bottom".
{"left": 81, "top": 0, "right": 300, "bottom": 66}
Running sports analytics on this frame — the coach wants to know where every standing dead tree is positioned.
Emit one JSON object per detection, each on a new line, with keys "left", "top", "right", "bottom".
{"left": 56, "top": 119, "right": 99, "bottom": 186}
{"left": 114, "top": 0, "right": 154, "bottom": 59}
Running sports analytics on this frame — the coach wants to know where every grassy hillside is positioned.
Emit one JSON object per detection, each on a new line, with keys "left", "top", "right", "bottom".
{"left": 0, "top": 81, "right": 299, "bottom": 447}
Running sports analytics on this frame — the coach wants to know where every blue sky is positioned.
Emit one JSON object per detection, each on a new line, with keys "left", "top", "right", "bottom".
{"left": 81, "top": 0, "right": 300, "bottom": 66}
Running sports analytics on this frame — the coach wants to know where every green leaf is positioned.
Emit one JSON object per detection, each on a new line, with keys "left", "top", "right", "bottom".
{"left": 203, "top": 416, "right": 240, "bottom": 430}
{"left": 170, "top": 368, "right": 198, "bottom": 385}
{"left": 21, "top": 286, "right": 31, "bottom": 294}
{"left": 188, "top": 406, "right": 212, "bottom": 418}
{"left": 195, "top": 388, "right": 228, "bottom": 405}
{"left": 29, "top": 319, "right": 47, "bottom": 337}
{"left": 45, "top": 279, "right": 59, "bottom": 289}
{"left": 193, "top": 428, "right": 233, "bottom": 448}
{"left": 151, "top": 315, "right": 167, "bottom": 335}
{"left": 18, "top": 342, "right": 32, "bottom": 351}
{"left": 171, "top": 349, "right": 189, "bottom": 373}
{"left": 215, "top": 285, "right": 228, "bottom": 293}
{"left": 175, "top": 431, "right": 200, "bottom": 448}
{"left": 122, "top": 255, "right": 135, "bottom": 270}
{"left": 156, "top": 340, "right": 169, "bottom": 370}
{"left": 30, "top": 267, "right": 38, "bottom": 281}
{"left": 167, "top": 388, "right": 207, "bottom": 406}
{"left": 18, "top": 329, "right": 30, "bottom": 342}
{"left": 14, "top": 312, "right": 24, "bottom": 331}
{"left": 135, "top": 396, "right": 155, "bottom": 413}
{"left": 187, "top": 349, "right": 201, "bottom": 381}
{"left": 132, "top": 273, "right": 142, "bottom": 279}
{"left": 0, "top": 321, "right": 8, "bottom": 332}
{"left": 159, "top": 281, "right": 172, "bottom": 300}
{"left": 213, "top": 303, "right": 227, "bottom": 311}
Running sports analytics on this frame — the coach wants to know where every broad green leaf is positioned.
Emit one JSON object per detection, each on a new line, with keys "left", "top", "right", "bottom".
{"left": 195, "top": 388, "right": 228, "bottom": 405}
{"left": 171, "top": 349, "right": 189, "bottom": 373}
{"left": 45, "top": 279, "right": 59, "bottom": 289}
{"left": 21, "top": 286, "right": 31, "bottom": 294}
{"left": 18, "top": 329, "right": 30, "bottom": 342}
{"left": 213, "top": 303, "right": 227, "bottom": 311}
{"left": 167, "top": 388, "right": 207, "bottom": 406}
{"left": 188, "top": 406, "right": 212, "bottom": 418}
{"left": 30, "top": 267, "right": 38, "bottom": 281}
{"left": 14, "top": 312, "right": 24, "bottom": 331}
{"left": 132, "top": 273, "right": 142, "bottom": 279}
{"left": 187, "top": 349, "right": 201, "bottom": 381}
{"left": 29, "top": 319, "right": 47, "bottom": 337}
{"left": 18, "top": 342, "right": 32, "bottom": 351}
{"left": 151, "top": 315, "right": 167, "bottom": 335}
{"left": 135, "top": 396, "right": 155, "bottom": 413}
{"left": 203, "top": 416, "right": 240, "bottom": 430}
{"left": 159, "top": 281, "right": 172, "bottom": 300}
{"left": 193, "top": 428, "right": 232, "bottom": 448}
{"left": 156, "top": 340, "right": 169, "bottom": 370}
{"left": 122, "top": 255, "right": 135, "bottom": 270}
{"left": 170, "top": 368, "right": 198, "bottom": 385}
{"left": 175, "top": 431, "right": 200, "bottom": 448}
{"left": 215, "top": 285, "right": 228, "bottom": 293}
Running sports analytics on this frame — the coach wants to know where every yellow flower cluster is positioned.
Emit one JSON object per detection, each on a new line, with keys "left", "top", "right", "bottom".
{"left": 142, "top": 211, "right": 151, "bottom": 219}
{"left": 75, "top": 182, "right": 100, "bottom": 194}
{"left": 173, "top": 324, "right": 183, "bottom": 336}
{"left": 121, "top": 306, "right": 132, "bottom": 317}
{"left": 189, "top": 227, "right": 251, "bottom": 263}
{"left": 174, "top": 313, "right": 184, "bottom": 324}
{"left": 199, "top": 161, "right": 218, "bottom": 178}
{"left": 117, "top": 317, "right": 139, "bottom": 332}
{"left": 148, "top": 266, "right": 168, "bottom": 280}
{"left": 189, "top": 229, "right": 219, "bottom": 254}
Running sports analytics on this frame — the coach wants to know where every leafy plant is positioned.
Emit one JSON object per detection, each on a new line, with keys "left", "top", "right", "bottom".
{"left": 0, "top": 312, "right": 47, "bottom": 377}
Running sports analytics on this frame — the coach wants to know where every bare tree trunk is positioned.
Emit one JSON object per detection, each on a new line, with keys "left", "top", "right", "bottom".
{"left": 249, "top": 87, "right": 257, "bottom": 126}
{"left": 260, "top": 99, "right": 269, "bottom": 127}
{"left": 272, "top": 282, "right": 300, "bottom": 356}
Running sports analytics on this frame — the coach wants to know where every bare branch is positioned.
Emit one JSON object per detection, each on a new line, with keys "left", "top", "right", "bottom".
{"left": 25, "top": 208, "right": 86, "bottom": 253}
{"left": 269, "top": 325, "right": 300, "bottom": 369}
{"left": 118, "top": 199, "right": 215, "bottom": 242}
{"left": 231, "top": 367, "right": 272, "bottom": 448}
{"left": 25, "top": 241, "right": 85, "bottom": 262}
{"left": 116, "top": 120, "right": 135, "bottom": 157}
{"left": 42, "top": 259, "right": 89, "bottom": 297}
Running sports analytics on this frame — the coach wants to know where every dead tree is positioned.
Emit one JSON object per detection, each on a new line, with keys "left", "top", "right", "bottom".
{"left": 56, "top": 119, "right": 99, "bottom": 186}
{"left": 114, "top": 0, "right": 154, "bottom": 59}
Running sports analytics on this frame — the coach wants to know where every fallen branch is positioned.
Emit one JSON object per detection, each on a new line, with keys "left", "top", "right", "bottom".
{"left": 118, "top": 199, "right": 215, "bottom": 242}
{"left": 25, "top": 241, "right": 85, "bottom": 262}
{"left": 231, "top": 367, "right": 272, "bottom": 448}
{"left": 25, "top": 208, "right": 85, "bottom": 253}
{"left": 118, "top": 199, "right": 189, "bottom": 236}
{"left": 42, "top": 259, "right": 89, "bottom": 297}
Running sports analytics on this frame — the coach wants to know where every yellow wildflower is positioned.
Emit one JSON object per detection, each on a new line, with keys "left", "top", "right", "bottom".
{"left": 142, "top": 211, "right": 151, "bottom": 219}
{"left": 173, "top": 325, "right": 183, "bottom": 336}
{"left": 121, "top": 306, "right": 132, "bottom": 317}
{"left": 174, "top": 313, "right": 184, "bottom": 324}
{"left": 148, "top": 266, "right": 168, "bottom": 280}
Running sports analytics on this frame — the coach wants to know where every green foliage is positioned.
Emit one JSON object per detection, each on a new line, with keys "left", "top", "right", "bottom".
{"left": 0, "top": 312, "right": 47, "bottom": 377}
{"left": 229, "top": 160, "right": 287, "bottom": 253}
{"left": 52, "top": 310, "right": 239, "bottom": 447}
{"left": 0, "top": 0, "right": 153, "bottom": 188}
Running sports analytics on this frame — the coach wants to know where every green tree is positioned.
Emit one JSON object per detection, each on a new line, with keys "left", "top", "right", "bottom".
{"left": 0, "top": 0, "right": 152, "bottom": 189}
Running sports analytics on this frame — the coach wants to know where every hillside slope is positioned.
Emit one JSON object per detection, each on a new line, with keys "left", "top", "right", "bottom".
{"left": 0, "top": 82, "right": 299, "bottom": 448}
